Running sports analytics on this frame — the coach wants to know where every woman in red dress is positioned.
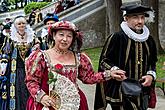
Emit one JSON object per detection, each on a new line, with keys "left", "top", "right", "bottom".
{"left": 25, "top": 20, "right": 126, "bottom": 110}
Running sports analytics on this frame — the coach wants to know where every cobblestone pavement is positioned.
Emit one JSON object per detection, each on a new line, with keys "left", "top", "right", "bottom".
{"left": 78, "top": 80, "right": 165, "bottom": 110}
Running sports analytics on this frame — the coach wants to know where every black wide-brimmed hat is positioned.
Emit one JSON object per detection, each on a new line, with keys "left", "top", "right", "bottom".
{"left": 120, "top": 3, "right": 152, "bottom": 17}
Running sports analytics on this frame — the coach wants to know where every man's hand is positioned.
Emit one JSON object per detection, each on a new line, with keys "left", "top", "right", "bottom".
{"left": 111, "top": 70, "right": 127, "bottom": 81}
{"left": 141, "top": 75, "right": 153, "bottom": 87}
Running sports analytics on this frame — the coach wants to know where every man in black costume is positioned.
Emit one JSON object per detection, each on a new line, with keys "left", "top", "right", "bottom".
{"left": 94, "top": 3, "right": 157, "bottom": 110}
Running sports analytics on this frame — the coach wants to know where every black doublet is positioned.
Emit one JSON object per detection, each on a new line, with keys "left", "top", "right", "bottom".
{"left": 94, "top": 30, "right": 157, "bottom": 110}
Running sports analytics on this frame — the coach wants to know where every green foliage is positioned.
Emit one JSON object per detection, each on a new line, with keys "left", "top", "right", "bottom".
{"left": 83, "top": 47, "right": 102, "bottom": 71}
{"left": 48, "top": 71, "right": 57, "bottom": 84}
{"left": 24, "top": 2, "right": 49, "bottom": 14}
{"left": 156, "top": 53, "right": 165, "bottom": 87}
{"left": 9, "top": 0, "right": 17, "bottom": 4}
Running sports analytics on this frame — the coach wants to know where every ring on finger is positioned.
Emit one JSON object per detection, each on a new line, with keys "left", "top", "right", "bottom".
{"left": 48, "top": 100, "right": 51, "bottom": 103}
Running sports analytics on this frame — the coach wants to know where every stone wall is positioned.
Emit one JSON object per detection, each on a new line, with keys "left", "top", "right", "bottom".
{"left": 40, "top": 2, "right": 56, "bottom": 17}
{"left": 159, "top": 0, "right": 165, "bottom": 49}
{"left": 0, "top": 10, "right": 25, "bottom": 22}
{"left": 35, "top": 0, "right": 106, "bottom": 49}
{"left": 75, "top": 7, "right": 106, "bottom": 49}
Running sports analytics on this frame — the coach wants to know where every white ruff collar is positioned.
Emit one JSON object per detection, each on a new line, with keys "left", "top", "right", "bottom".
{"left": 10, "top": 24, "right": 34, "bottom": 43}
{"left": 120, "top": 21, "right": 149, "bottom": 42}
{"left": 41, "top": 28, "right": 48, "bottom": 38}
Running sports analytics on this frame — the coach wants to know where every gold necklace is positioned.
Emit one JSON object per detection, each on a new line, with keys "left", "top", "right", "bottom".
{"left": 53, "top": 48, "right": 69, "bottom": 55}
{"left": 17, "top": 31, "right": 26, "bottom": 39}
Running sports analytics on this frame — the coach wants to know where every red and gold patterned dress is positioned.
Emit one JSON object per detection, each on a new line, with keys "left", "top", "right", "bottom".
{"left": 25, "top": 49, "right": 106, "bottom": 110}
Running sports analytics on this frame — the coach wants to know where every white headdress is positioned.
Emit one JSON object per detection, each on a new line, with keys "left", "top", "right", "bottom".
{"left": 10, "top": 16, "right": 35, "bottom": 43}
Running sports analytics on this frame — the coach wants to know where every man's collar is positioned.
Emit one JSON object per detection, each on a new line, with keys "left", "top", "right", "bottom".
{"left": 120, "top": 21, "right": 149, "bottom": 42}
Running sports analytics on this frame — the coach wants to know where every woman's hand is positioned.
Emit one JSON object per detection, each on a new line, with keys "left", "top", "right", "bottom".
{"left": 40, "top": 95, "right": 54, "bottom": 107}
{"left": 32, "top": 43, "right": 40, "bottom": 51}
{"left": 111, "top": 70, "right": 127, "bottom": 81}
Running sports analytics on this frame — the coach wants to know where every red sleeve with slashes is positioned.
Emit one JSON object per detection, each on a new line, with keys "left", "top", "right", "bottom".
{"left": 78, "top": 53, "right": 105, "bottom": 84}
{"left": 25, "top": 50, "right": 46, "bottom": 98}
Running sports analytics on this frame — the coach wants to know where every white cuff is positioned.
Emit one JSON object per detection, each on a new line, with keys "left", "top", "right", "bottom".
{"left": 103, "top": 70, "right": 112, "bottom": 80}
{"left": 147, "top": 70, "right": 156, "bottom": 80}
{"left": 110, "top": 66, "right": 120, "bottom": 71}
{"left": 35, "top": 89, "right": 46, "bottom": 102}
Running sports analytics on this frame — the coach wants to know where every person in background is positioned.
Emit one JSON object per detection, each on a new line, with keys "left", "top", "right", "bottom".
{"left": 39, "top": 13, "right": 59, "bottom": 50}
{"left": 0, "top": 22, "right": 5, "bottom": 48}
{"left": 3, "top": 18, "right": 12, "bottom": 27}
{"left": 94, "top": 3, "right": 157, "bottom": 110}
{"left": 54, "top": 1, "right": 64, "bottom": 14}
{"left": 75, "top": 0, "right": 80, "bottom": 4}
{"left": 28, "top": 8, "right": 36, "bottom": 26}
{"left": 35, "top": 8, "right": 43, "bottom": 24}
{"left": 0, "top": 22, "right": 4, "bottom": 32}
{"left": 65, "top": 0, "right": 75, "bottom": 9}
{"left": 0, "top": 16, "right": 37, "bottom": 110}
{"left": 25, "top": 20, "right": 126, "bottom": 110}
{"left": 0, "top": 24, "right": 11, "bottom": 48}
{"left": 0, "top": 22, "right": 4, "bottom": 30}
{"left": 2, "top": 24, "right": 11, "bottom": 37}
